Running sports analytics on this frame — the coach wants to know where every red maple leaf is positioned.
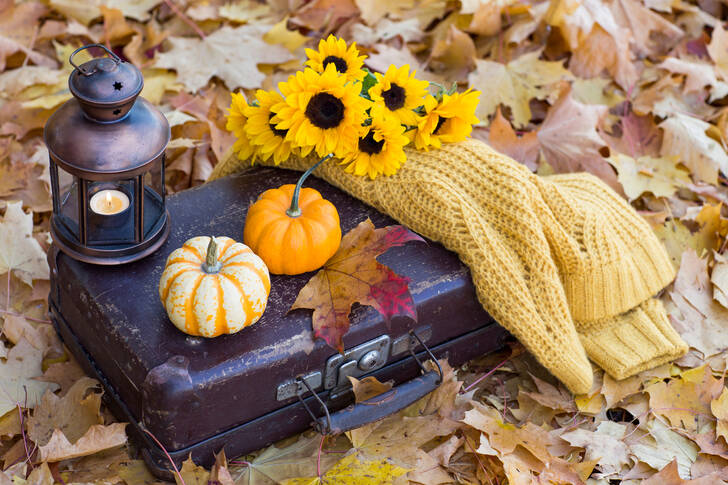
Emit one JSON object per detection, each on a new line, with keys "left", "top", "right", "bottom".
{"left": 291, "top": 219, "right": 424, "bottom": 352}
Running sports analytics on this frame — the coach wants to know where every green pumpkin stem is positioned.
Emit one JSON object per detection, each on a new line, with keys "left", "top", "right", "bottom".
{"left": 202, "top": 236, "right": 221, "bottom": 273}
{"left": 286, "top": 153, "right": 333, "bottom": 218}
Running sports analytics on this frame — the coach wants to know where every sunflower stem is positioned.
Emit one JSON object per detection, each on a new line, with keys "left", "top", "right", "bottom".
{"left": 202, "top": 236, "right": 221, "bottom": 273}
{"left": 286, "top": 154, "right": 334, "bottom": 218}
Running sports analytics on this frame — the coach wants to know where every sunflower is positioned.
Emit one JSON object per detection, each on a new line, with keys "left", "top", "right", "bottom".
{"left": 414, "top": 89, "right": 480, "bottom": 151}
{"left": 369, "top": 64, "right": 429, "bottom": 126}
{"left": 242, "top": 89, "right": 295, "bottom": 165}
{"left": 340, "top": 115, "right": 410, "bottom": 179}
{"left": 227, "top": 92, "right": 256, "bottom": 162}
{"left": 273, "top": 64, "right": 370, "bottom": 158}
{"left": 305, "top": 35, "right": 367, "bottom": 83}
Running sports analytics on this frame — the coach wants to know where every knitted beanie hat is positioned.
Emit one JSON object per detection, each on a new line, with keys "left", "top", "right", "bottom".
{"left": 211, "top": 138, "right": 687, "bottom": 394}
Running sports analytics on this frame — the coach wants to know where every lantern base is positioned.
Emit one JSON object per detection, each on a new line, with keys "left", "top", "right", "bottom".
{"left": 50, "top": 210, "right": 170, "bottom": 265}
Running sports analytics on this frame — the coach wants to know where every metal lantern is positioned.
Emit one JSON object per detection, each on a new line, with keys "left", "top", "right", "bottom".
{"left": 44, "top": 44, "right": 170, "bottom": 265}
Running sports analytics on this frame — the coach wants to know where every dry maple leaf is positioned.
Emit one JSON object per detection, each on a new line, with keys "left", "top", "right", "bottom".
{"left": 659, "top": 113, "right": 728, "bottom": 185}
{"left": 0, "top": 2, "right": 56, "bottom": 71}
{"left": 281, "top": 452, "right": 409, "bottom": 485}
{"left": 209, "top": 449, "right": 235, "bottom": 485}
{"left": 177, "top": 456, "right": 210, "bottom": 485}
{"left": 561, "top": 421, "right": 631, "bottom": 476}
{"left": 39, "top": 422, "right": 128, "bottom": 462}
{"left": 292, "top": 219, "right": 423, "bottom": 352}
{"left": 630, "top": 419, "right": 699, "bottom": 479}
{"left": 642, "top": 458, "right": 727, "bottom": 484}
{"left": 155, "top": 25, "right": 293, "bottom": 92}
{"left": 608, "top": 154, "right": 690, "bottom": 201}
{"left": 484, "top": 107, "right": 540, "bottom": 171}
{"left": 669, "top": 249, "right": 728, "bottom": 360}
{"left": 0, "top": 201, "right": 49, "bottom": 286}
{"left": 537, "top": 88, "right": 622, "bottom": 192}
{"left": 0, "top": 338, "right": 57, "bottom": 416}
{"left": 711, "top": 387, "right": 728, "bottom": 444}
{"left": 229, "top": 433, "right": 341, "bottom": 484}
{"left": 27, "top": 377, "right": 103, "bottom": 447}
{"left": 644, "top": 365, "right": 724, "bottom": 434}
{"left": 47, "top": 0, "right": 161, "bottom": 25}
{"left": 468, "top": 50, "right": 572, "bottom": 128}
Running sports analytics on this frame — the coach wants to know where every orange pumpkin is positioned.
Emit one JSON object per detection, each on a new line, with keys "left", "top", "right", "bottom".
{"left": 244, "top": 155, "right": 341, "bottom": 275}
{"left": 159, "top": 236, "right": 270, "bottom": 337}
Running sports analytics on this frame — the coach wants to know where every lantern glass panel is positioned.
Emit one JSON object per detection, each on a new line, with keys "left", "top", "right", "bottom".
{"left": 85, "top": 179, "right": 136, "bottom": 246}
{"left": 142, "top": 155, "right": 165, "bottom": 239}
{"left": 55, "top": 164, "right": 80, "bottom": 239}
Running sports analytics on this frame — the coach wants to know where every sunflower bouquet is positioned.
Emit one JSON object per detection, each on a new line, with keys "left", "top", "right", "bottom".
{"left": 226, "top": 35, "right": 481, "bottom": 180}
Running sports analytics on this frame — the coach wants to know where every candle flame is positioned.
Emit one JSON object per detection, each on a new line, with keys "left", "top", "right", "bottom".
{"left": 105, "top": 191, "right": 112, "bottom": 208}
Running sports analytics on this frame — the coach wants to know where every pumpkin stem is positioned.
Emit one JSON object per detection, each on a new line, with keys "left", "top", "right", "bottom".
{"left": 202, "top": 236, "right": 221, "bottom": 273}
{"left": 286, "top": 153, "right": 334, "bottom": 218}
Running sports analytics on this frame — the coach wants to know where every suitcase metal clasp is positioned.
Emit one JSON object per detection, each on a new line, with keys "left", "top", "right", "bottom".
{"left": 293, "top": 329, "right": 442, "bottom": 435}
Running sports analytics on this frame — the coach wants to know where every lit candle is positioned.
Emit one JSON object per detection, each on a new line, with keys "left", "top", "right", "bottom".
{"left": 90, "top": 189, "right": 129, "bottom": 215}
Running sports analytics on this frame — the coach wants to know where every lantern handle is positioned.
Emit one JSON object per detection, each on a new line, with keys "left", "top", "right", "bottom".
{"left": 69, "top": 44, "right": 121, "bottom": 77}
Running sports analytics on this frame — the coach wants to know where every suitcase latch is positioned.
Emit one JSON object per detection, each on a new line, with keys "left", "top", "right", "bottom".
{"left": 323, "top": 335, "right": 391, "bottom": 389}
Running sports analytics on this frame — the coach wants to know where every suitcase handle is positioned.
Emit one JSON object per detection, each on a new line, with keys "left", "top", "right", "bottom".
{"left": 297, "top": 330, "right": 443, "bottom": 435}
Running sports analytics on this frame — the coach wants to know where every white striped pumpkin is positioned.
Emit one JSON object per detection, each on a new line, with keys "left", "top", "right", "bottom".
{"left": 159, "top": 236, "right": 270, "bottom": 337}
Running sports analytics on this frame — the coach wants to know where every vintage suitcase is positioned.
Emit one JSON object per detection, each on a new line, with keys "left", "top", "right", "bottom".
{"left": 48, "top": 167, "right": 508, "bottom": 478}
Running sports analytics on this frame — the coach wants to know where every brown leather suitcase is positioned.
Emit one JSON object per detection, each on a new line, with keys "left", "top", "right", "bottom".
{"left": 48, "top": 167, "right": 508, "bottom": 478}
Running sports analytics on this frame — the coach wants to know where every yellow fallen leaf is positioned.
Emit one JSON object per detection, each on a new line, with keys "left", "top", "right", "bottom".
{"left": 281, "top": 452, "right": 409, "bottom": 485}
{"left": 711, "top": 387, "right": 728, "bottom": 443}
{"left": 645, "top": 365, "right": 724, "bottom": 434}
{"left": 264, "top": 18, "right": 310, "bottom": 52}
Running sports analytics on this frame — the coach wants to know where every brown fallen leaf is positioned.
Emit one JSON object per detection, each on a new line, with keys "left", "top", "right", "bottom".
{"left": 209, "top": 449, "right": 235, "bottom": 485}
{"left": 0, "top": 338, "right": 57, "bottom": 416}
{"left": 645, "top": 365, "right": 723, "bottom": 434}
{"left": 484, "top": 107, "right": 540, "bottom": 171}
{"left": 292, "top": 219, "right": 423, "bottom": 352}
{"left": 39, "top": 422, "right": 128, "bottom": 462}
{"left": 25, "top": 462, "right": 54, "bottom": 485}
{"left": 155, "top": 25, "right": 293, "bottom": 92}
{"left": 27, "top": 377, "right": 103, "bottom": 447}
{"left": 468, "top": 50, "right": 572, "bottom": 128}
{"left": 642, "top": 458, "right": 726, "bottom": 484}
{"left": 0, "top": 2, "right": 56, "bottom": 71}
{"left": 561, "top": 421, "right": 631, "bottom": 476}
{"left": 536, "top": 87, "right": 620, "bottom": 192}
{"left": 177, "top": 455, "right": 210, "bottom": 485}
{"left": 349, "top": 375, "right": 393, "bottom": 403}
{"left": 711, "top": 387, "right": 728, "bottom": 443}
{"left": 522, "top": 374, "right": 576, "bottom": 413}
{"left": 669, "top": 250, "right": 728, "bottom": 361}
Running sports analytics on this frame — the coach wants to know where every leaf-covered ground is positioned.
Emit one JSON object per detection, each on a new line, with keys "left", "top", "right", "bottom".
{"left": 2, "top": 0, "right": 728, "bottom": 483}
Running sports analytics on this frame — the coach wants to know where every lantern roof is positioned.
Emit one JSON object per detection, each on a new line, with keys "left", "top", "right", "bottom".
{"left": 44, "top": 97, "right": 170, "bottom": 180}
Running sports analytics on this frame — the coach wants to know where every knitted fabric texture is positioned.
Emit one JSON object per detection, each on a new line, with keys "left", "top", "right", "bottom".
{"left": 211, "top": 139, "right": 688, "bottom": 394}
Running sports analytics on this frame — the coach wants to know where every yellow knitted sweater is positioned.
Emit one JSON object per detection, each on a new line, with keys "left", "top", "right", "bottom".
{"left": 211, "top": 139, "right": 687, "bottom": 394}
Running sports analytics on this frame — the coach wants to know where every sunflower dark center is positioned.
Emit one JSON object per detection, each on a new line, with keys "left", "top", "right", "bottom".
{"left": 433, "top": 116, "right": 447, "bottom": 134}
{"left": 358, "top": 130, "right": 385, "bottom": 155}
{"left": 323, "top": 55, "right": 348, "bottom": 73}
{"left": 381, "top": 83, "right": 405, "bottom": 110}
{"left": 305, "top": 93, "right": 345, "bottom": 129}
{"left": 268, "top": 112, "right": 288, "bottom": 137}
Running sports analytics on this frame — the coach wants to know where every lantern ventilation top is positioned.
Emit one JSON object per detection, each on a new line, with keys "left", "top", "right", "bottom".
{"left": 69, "top": 44, "right": 143, "bottom": 122}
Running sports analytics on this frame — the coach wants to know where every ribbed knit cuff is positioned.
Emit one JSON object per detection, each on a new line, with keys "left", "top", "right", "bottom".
{"left": 577, "top": 299, "right": 688, "bottom": 380}
{"left": 563, "top": 238, "right": 676, "bottom": 322}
